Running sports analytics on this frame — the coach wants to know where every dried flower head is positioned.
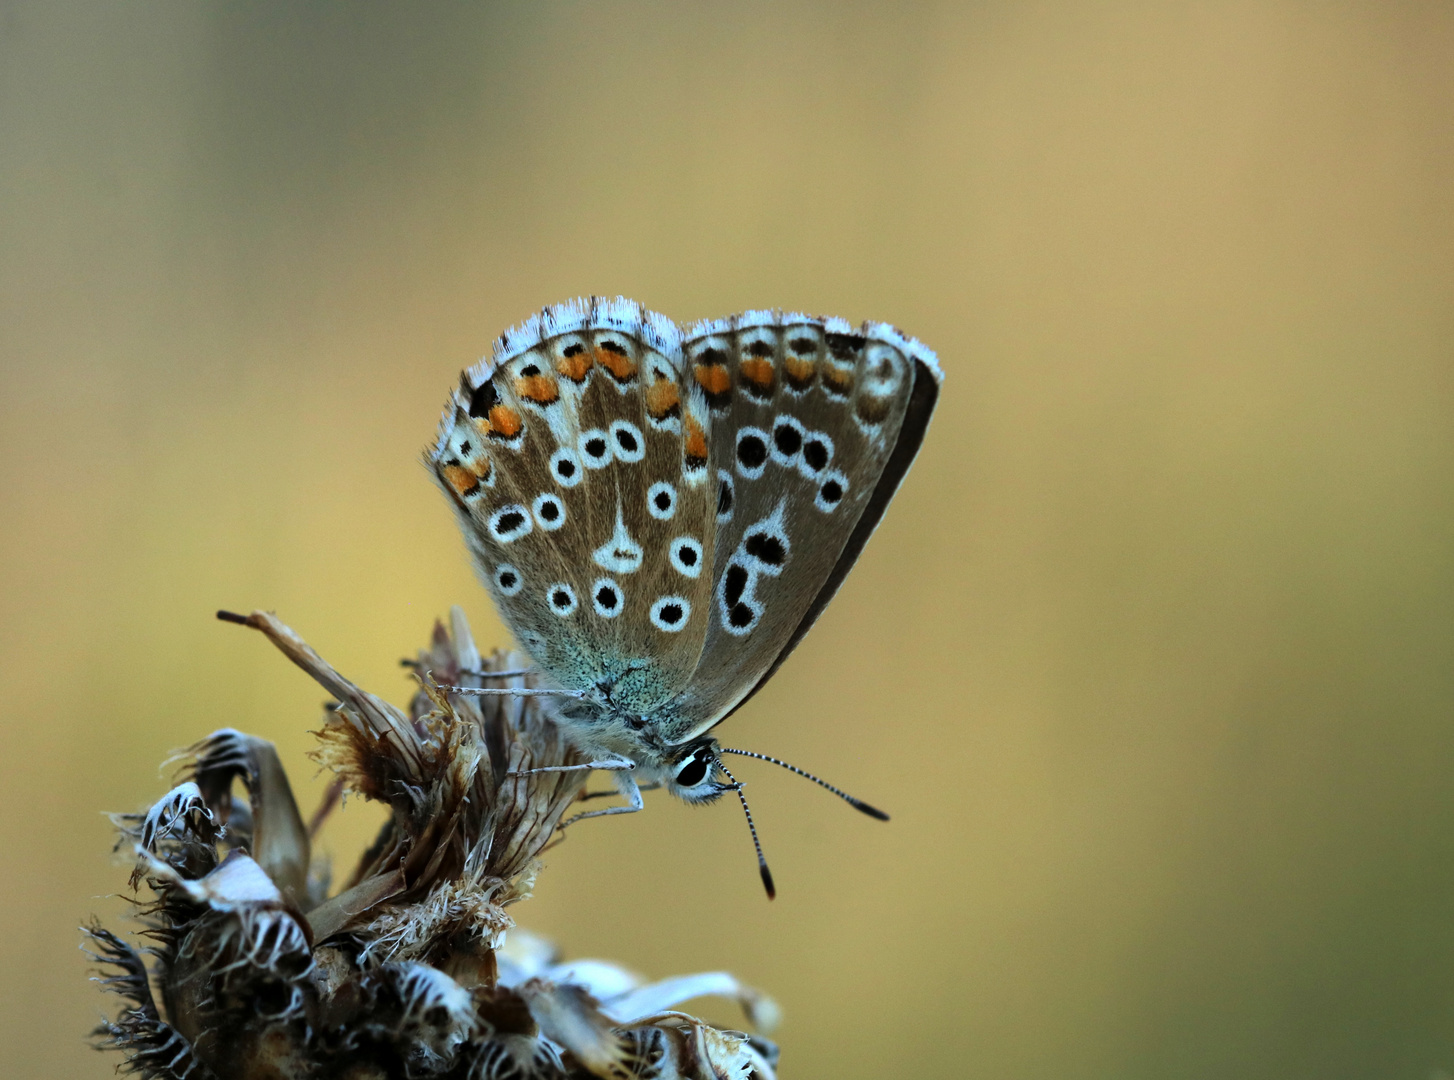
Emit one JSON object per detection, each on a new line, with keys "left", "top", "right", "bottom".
{"left": 89, "top": 607, "right": 778, "bottom": 1079}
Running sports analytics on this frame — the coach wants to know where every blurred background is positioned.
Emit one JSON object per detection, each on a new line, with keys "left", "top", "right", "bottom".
{"left": 3, "top": 2, "right": 1453, "bottom": 1077}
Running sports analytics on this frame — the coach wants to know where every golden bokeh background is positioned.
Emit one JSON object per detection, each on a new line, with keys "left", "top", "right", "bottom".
{"left": 4, "top": 3, "right": 1454, "bottom": 1077}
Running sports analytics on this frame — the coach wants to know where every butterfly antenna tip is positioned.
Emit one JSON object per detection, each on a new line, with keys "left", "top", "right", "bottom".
{"left": 718, "top": 760, "right": 775, "bottom": 900}
{"left": 718, "top": 748, "right": 890, "bottom": 821}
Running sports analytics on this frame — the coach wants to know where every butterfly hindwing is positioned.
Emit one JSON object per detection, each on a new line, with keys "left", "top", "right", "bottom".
{"left": 430, "top": 299, "right": 716, "bottom": 714}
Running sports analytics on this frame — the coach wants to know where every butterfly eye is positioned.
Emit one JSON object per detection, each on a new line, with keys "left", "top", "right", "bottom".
{"left": 674, "top": 753, "right": 711, "bottom": 788}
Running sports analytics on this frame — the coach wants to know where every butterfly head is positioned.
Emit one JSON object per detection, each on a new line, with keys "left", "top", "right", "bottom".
{"left": 661, "top": 737, "right": 732, "bottom": 805}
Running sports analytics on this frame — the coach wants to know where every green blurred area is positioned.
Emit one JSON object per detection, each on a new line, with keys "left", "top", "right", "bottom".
{"left": 3, "top": 2, "right": 1454, "bottom": 1077}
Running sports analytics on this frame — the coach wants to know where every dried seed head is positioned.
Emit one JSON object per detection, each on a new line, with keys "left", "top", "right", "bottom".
{"left": 89, "top": 607, "right": 778, "bottom": 1080}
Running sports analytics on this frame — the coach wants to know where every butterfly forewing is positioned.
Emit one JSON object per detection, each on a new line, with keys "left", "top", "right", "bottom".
{"left": 430, "top": 299, "right": 716, "bottom": 713}
{"left": 731, "top": 343, "right": 941, "bottom": 715}
{"left": 660, "top": 312, "right": 938, "bottom": 741}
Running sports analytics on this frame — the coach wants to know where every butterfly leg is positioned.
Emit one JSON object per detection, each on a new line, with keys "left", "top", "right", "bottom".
{"left": 559, "top": 773, "right": 646, "bottom": 828}
{"left": 512, "top": 753, "right": 636, "bottom": 776}
{"left": 578, "top": 781, "right": 660, "bottom": 801}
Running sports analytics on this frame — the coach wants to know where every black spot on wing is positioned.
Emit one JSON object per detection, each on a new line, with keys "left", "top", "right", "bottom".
{"left": 773, "top": 422, "right": 802, "bottom": 456}
{"left": 825, "top": 332, "right": 866, "bottom": 360}
{"left": 737, "top": 433, "right": 767, "bottom": 470}
{"left": 723, "top": 563, "right": 749, "bottom": 606}
{"left": 744, "top": 531, "right": 786, "bottom": 566}
{"left": 804, "top": 439, "right": 829, "bottom": 471}
{"left": 468, "top": 380, "right": 499, "bottom": 419}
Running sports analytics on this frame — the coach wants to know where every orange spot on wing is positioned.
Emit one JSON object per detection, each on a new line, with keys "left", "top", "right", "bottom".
{"left": 515, "top": 374, "right": 559, "bottom": 405}
{"left": 739, "top": 357, "right": 774, "bottom": 389}
{"left": 823, "top": 364, "right": 854, "bottom": 396}
{"left": 855, "top": 393, "right": 893, "bottom": 425}
{"left": 683, "top": 415, "right": 708, "bottom": 467}
{"left": 593, "top": 346, "right": 638, "bottom": 381}
{"left": 487, "top": 404, "right": 522, "bottom": 439}
{"left": 784, "top": 355, "right": 816, "bottom": 388}
{"left": 442, "top": 464, "right": 477, "bottom": 495}
{"left": 694, "top": 364, "right": 731, "bottom": 395}
{"left": 646, "top": 376, "right": 681, "bottom": 419}
{"left": 555, "top": 350, "right": 591, "bottom": 382}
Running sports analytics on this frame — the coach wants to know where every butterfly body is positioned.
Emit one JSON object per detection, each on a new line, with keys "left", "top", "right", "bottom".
{"left": 430, "top": 298, "right": 940, "bottom": 805}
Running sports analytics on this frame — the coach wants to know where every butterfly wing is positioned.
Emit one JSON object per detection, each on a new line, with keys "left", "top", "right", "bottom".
{"left": 730, "top": 337, "right": 940, "bottom": 715}
{"left": 659, "top": 312, "right": 942, "bottom": 741}
{"left": 429, "top": 298, "right": 717, "bottom": 714}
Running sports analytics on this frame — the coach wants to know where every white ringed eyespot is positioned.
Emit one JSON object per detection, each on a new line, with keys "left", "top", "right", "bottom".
{"left": 799, "top": 430, "right": 834, "bottom": 477}
{"left": 650, "top": 595, "right": 691, "bottom": 632}
{"left": 546, "top": 582, "right": 578, "bottom": 617}
{"left": 815, "top": 470, "right": 849, "bottom": 513}
{"left": 532, "top": 492, "right": 567, "bottom": 531}
{"left": 739, "top": 522, "right": 789, "bottom": 576}
{"left": 590, "top": 578, "right": 624, "bottom": 618}
{"left": 669, "top": 537, "right": 704, "bottom": 579}
{"left": 769, "top": 414, "right": 807, "bottom": 467}
{"left": 550, "top": 446, "right": 584, "bottom": 488}
{"left": 579, "top": 428, "right": 612, "bottom": 469}
{"left": 610, "top": 419, "right": 645, "bottom": 463}
{"left": 488, "top": 504, "right": 532, "bottom": 543}
{"left": 494, "top": 564, "right": 523, "bottom": 596}
{"left": 734, "top": 426, "right": 770, "bottom": 479}
{"left": 718, "top": 562, "right": 762, "bottom": 636}
{"left": 647, "top": 480, "right": 677, "bottom": 520}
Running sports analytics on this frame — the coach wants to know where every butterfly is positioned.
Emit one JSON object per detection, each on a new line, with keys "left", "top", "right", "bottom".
{"left": 429, "top": 298, "right": 940, "bottom": 894}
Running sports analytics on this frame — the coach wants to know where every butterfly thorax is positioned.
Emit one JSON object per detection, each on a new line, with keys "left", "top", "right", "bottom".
{"left": 552, "top": 691, "right": 694, "bottom": 775}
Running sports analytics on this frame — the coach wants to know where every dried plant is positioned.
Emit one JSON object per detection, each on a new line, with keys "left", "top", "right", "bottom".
{"left": 88, "top": 607, "right": 778, "bottom": 1080}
